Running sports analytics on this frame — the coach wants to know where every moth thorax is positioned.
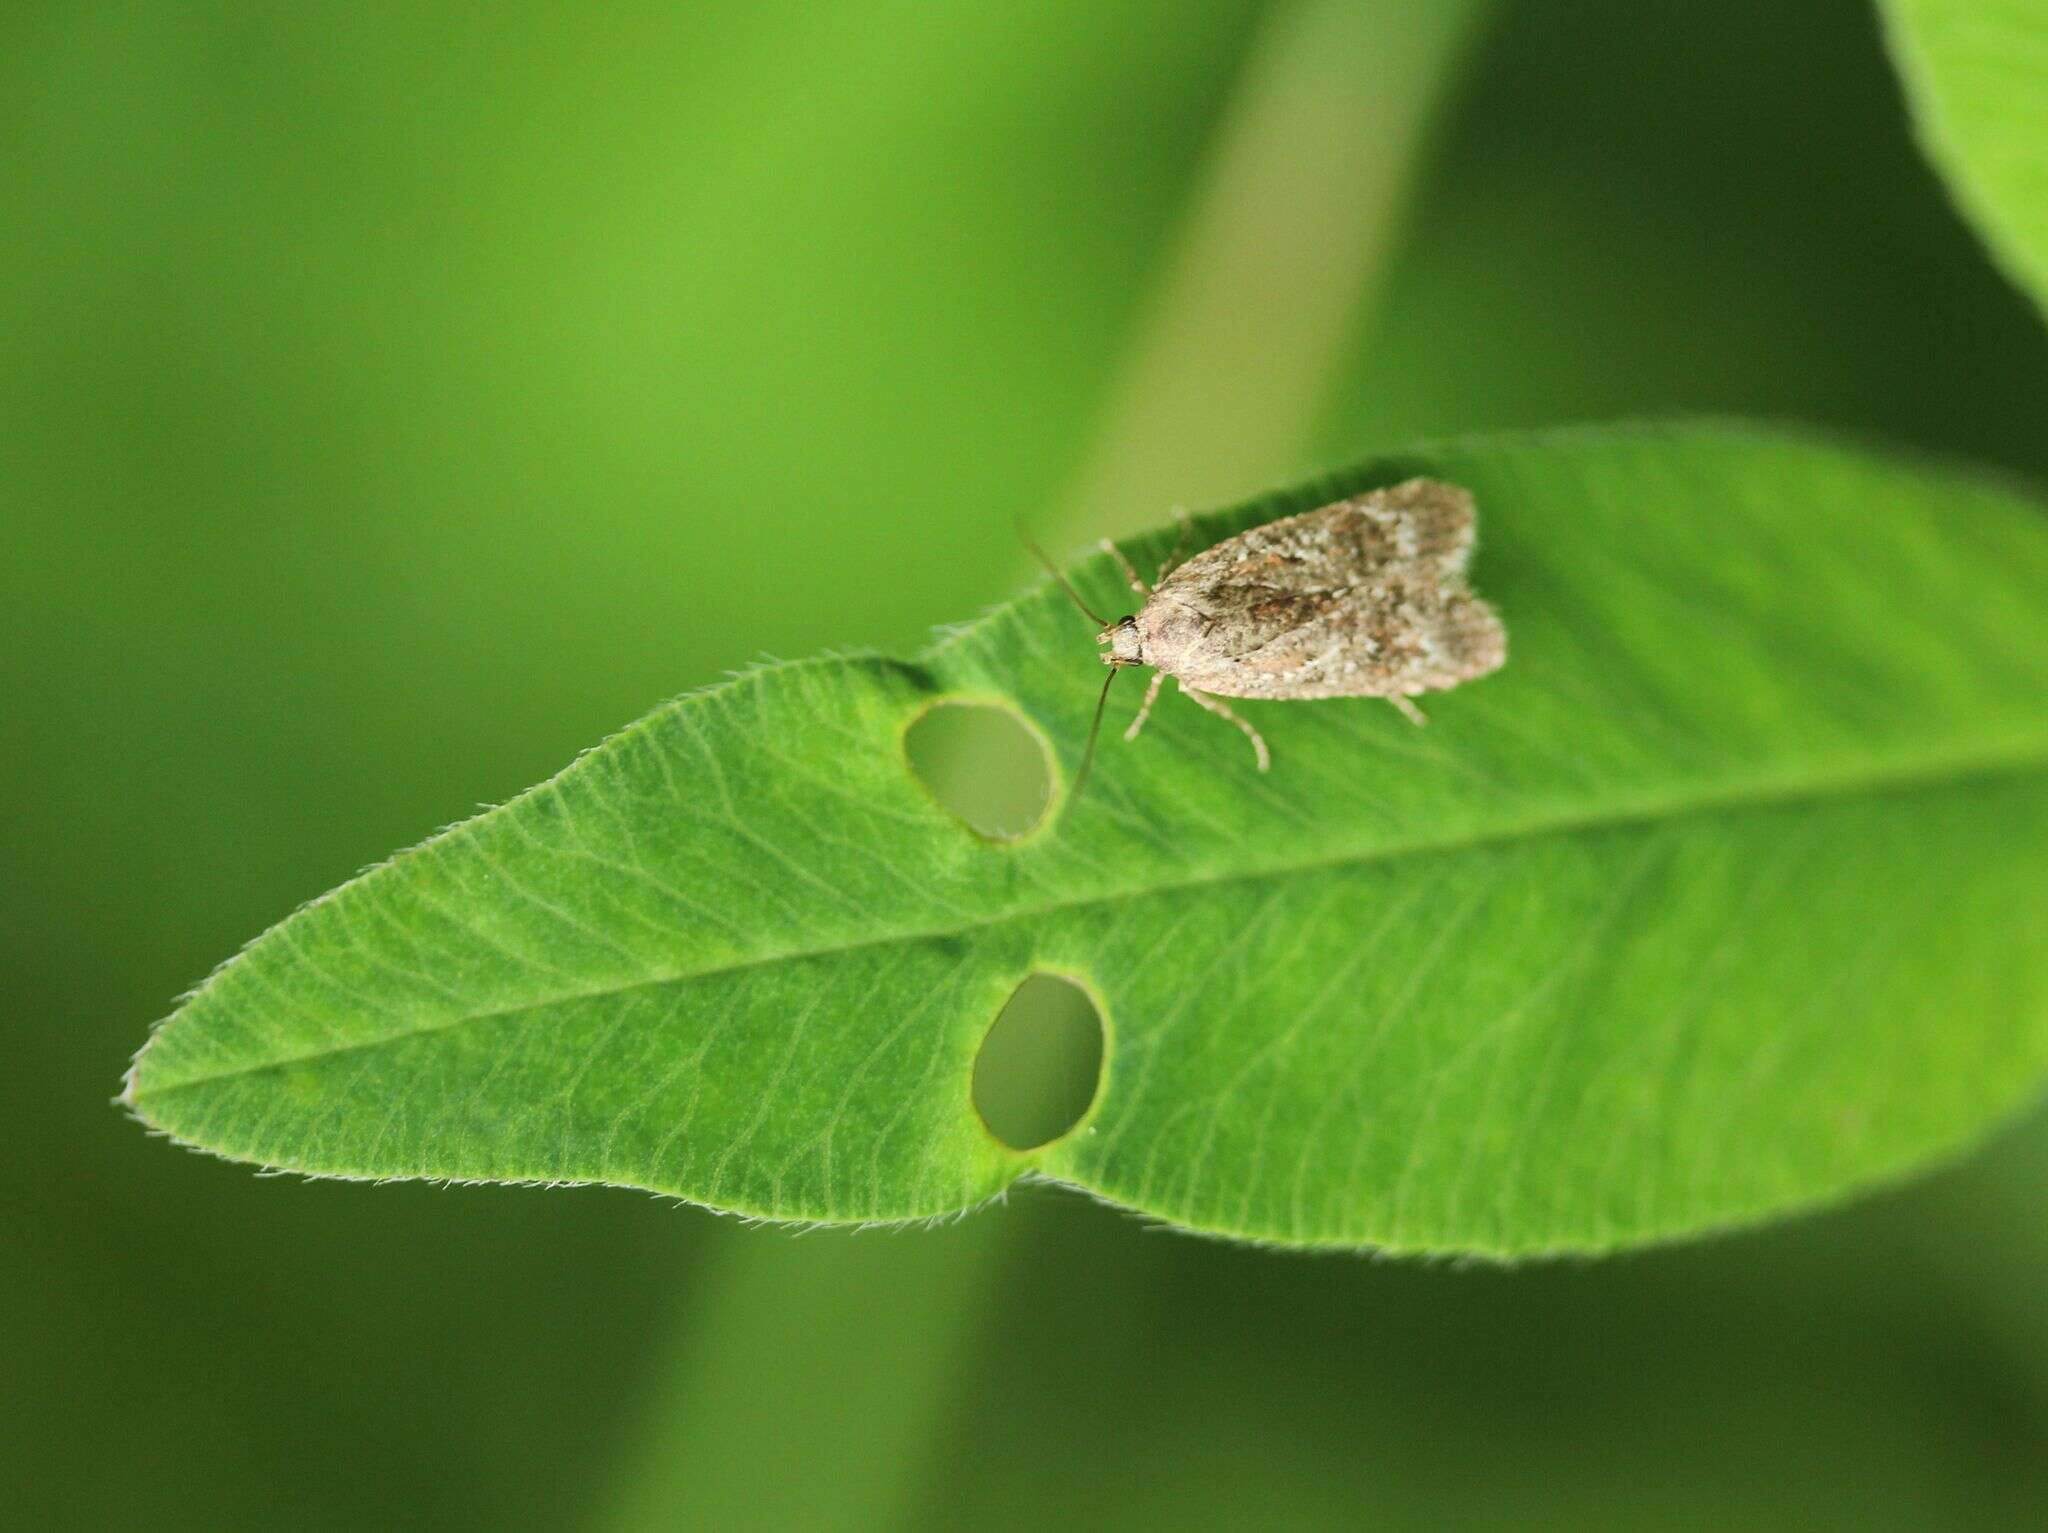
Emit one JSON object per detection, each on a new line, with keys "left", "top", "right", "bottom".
{"left": 1098, "top": 615, "right": 1144, "bottom": 665}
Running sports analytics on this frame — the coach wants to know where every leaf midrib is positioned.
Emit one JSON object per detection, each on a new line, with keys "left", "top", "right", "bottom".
{"left": 127, "top": 734, "right": 2048, "bottom": 1105}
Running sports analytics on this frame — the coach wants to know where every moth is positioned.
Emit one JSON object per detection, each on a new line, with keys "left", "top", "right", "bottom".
{"left": 1033, "top": 478, "right": 1506, "bottom": 798}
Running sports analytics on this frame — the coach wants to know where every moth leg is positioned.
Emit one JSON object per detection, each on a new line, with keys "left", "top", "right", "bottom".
{"left": 1390, "top": 694, "right": 1428, "bottom": 726}
{"left": 1155, "top": 507, "right": 1194, "bottom": 584}
{"left": 1124, "top": 669, "right": 1166, "bottom": 742}
{"left": 1179, "top": 682, "right": 1271, "bottom": 772}
{"left": 1100, "top": 539, "right": 1150, "bottom": 599}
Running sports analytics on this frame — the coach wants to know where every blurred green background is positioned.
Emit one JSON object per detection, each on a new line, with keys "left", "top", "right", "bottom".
{"left": 8, "top": 2, "right": 2046, "bottom": 1528}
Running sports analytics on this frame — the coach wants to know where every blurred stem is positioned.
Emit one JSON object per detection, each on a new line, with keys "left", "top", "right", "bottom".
{"left": 1065, "top": 0, "right": 1490, "bottom": 529}
{"left": 597, "top": 1220, "right": 1011, "bottom": 1533}
{"left": 592, "top": 4, "right": 1487, "bottom": 1529}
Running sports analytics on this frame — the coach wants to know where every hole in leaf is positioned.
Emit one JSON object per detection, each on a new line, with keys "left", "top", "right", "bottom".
{"left": 904, "top": 701, "right": 1052, "bottom": 841}
{"left": 972, "top": 973, "right": 1104, "bottom": 1151}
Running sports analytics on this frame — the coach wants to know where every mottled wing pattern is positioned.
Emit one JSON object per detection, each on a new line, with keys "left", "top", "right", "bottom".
{"left": 1140, "top": 478, "right": 1505, "bottom": 701}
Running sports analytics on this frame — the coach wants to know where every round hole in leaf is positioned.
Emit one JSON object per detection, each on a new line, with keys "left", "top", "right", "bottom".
{"left": 972, "top": 973, "right": 1104, "bottom": 1151}
{"left": 904, "top": 701, "right": 1052, "bottom": 841}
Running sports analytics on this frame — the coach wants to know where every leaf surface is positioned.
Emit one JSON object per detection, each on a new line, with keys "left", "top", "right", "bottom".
{"left": 1883, "top": 0, "right": 2048, "bottom": 314}
{"left": 126, "top": 423, "right": 2048, "bottom": 1254}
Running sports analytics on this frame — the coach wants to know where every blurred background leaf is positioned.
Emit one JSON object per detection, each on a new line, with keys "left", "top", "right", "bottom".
{"left": 7, "top": 1, "right": 2046, "bottom": 1529}
{"left": 1881, "top": 0, "right": 2048, "bottom": 315}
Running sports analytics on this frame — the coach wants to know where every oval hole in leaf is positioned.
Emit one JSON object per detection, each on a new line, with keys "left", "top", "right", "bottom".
{"left": 972, "top": 974, "right": 1104, "bottom": 1151}
{"left": 903, "top": 701, "right": 1052, "bottom": 841}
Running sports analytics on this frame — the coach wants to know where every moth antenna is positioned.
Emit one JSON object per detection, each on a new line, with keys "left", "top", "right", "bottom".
{"left": 1017, "top": 522, "right": 1112, "bottom": 628}
{"left": 1065, "top": 667, "right": 1119, "bottom": 818}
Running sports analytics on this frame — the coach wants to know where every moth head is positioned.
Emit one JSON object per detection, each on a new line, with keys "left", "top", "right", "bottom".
{"left": 1096, "top": 616, "right": 1143, "bottom": 666}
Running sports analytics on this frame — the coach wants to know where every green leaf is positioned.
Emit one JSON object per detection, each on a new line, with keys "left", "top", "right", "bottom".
{"left": 125, "top": 423, "right": 2048, "bottom": 1256}
{"left": 1881, "top": 0, "right": 2048, "bottom": 314}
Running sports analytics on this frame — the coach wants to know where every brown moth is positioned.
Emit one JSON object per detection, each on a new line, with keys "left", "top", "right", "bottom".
{"left": 1036, "top": 479, "right": 1505, "bottom": 797}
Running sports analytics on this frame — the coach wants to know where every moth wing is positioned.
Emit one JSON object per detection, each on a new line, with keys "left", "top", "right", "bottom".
{"left": 1144, "top": 479, "right": 1502, "bottom": 700}
{"left": 1154, "top": 478, "right": 1476, "bottom": 602}
{"left": 1374, "top": 478, "right": 1477, "bottom": 574}
{"left": 1165, "top": 586, "right": 1505, "bottom": 701}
